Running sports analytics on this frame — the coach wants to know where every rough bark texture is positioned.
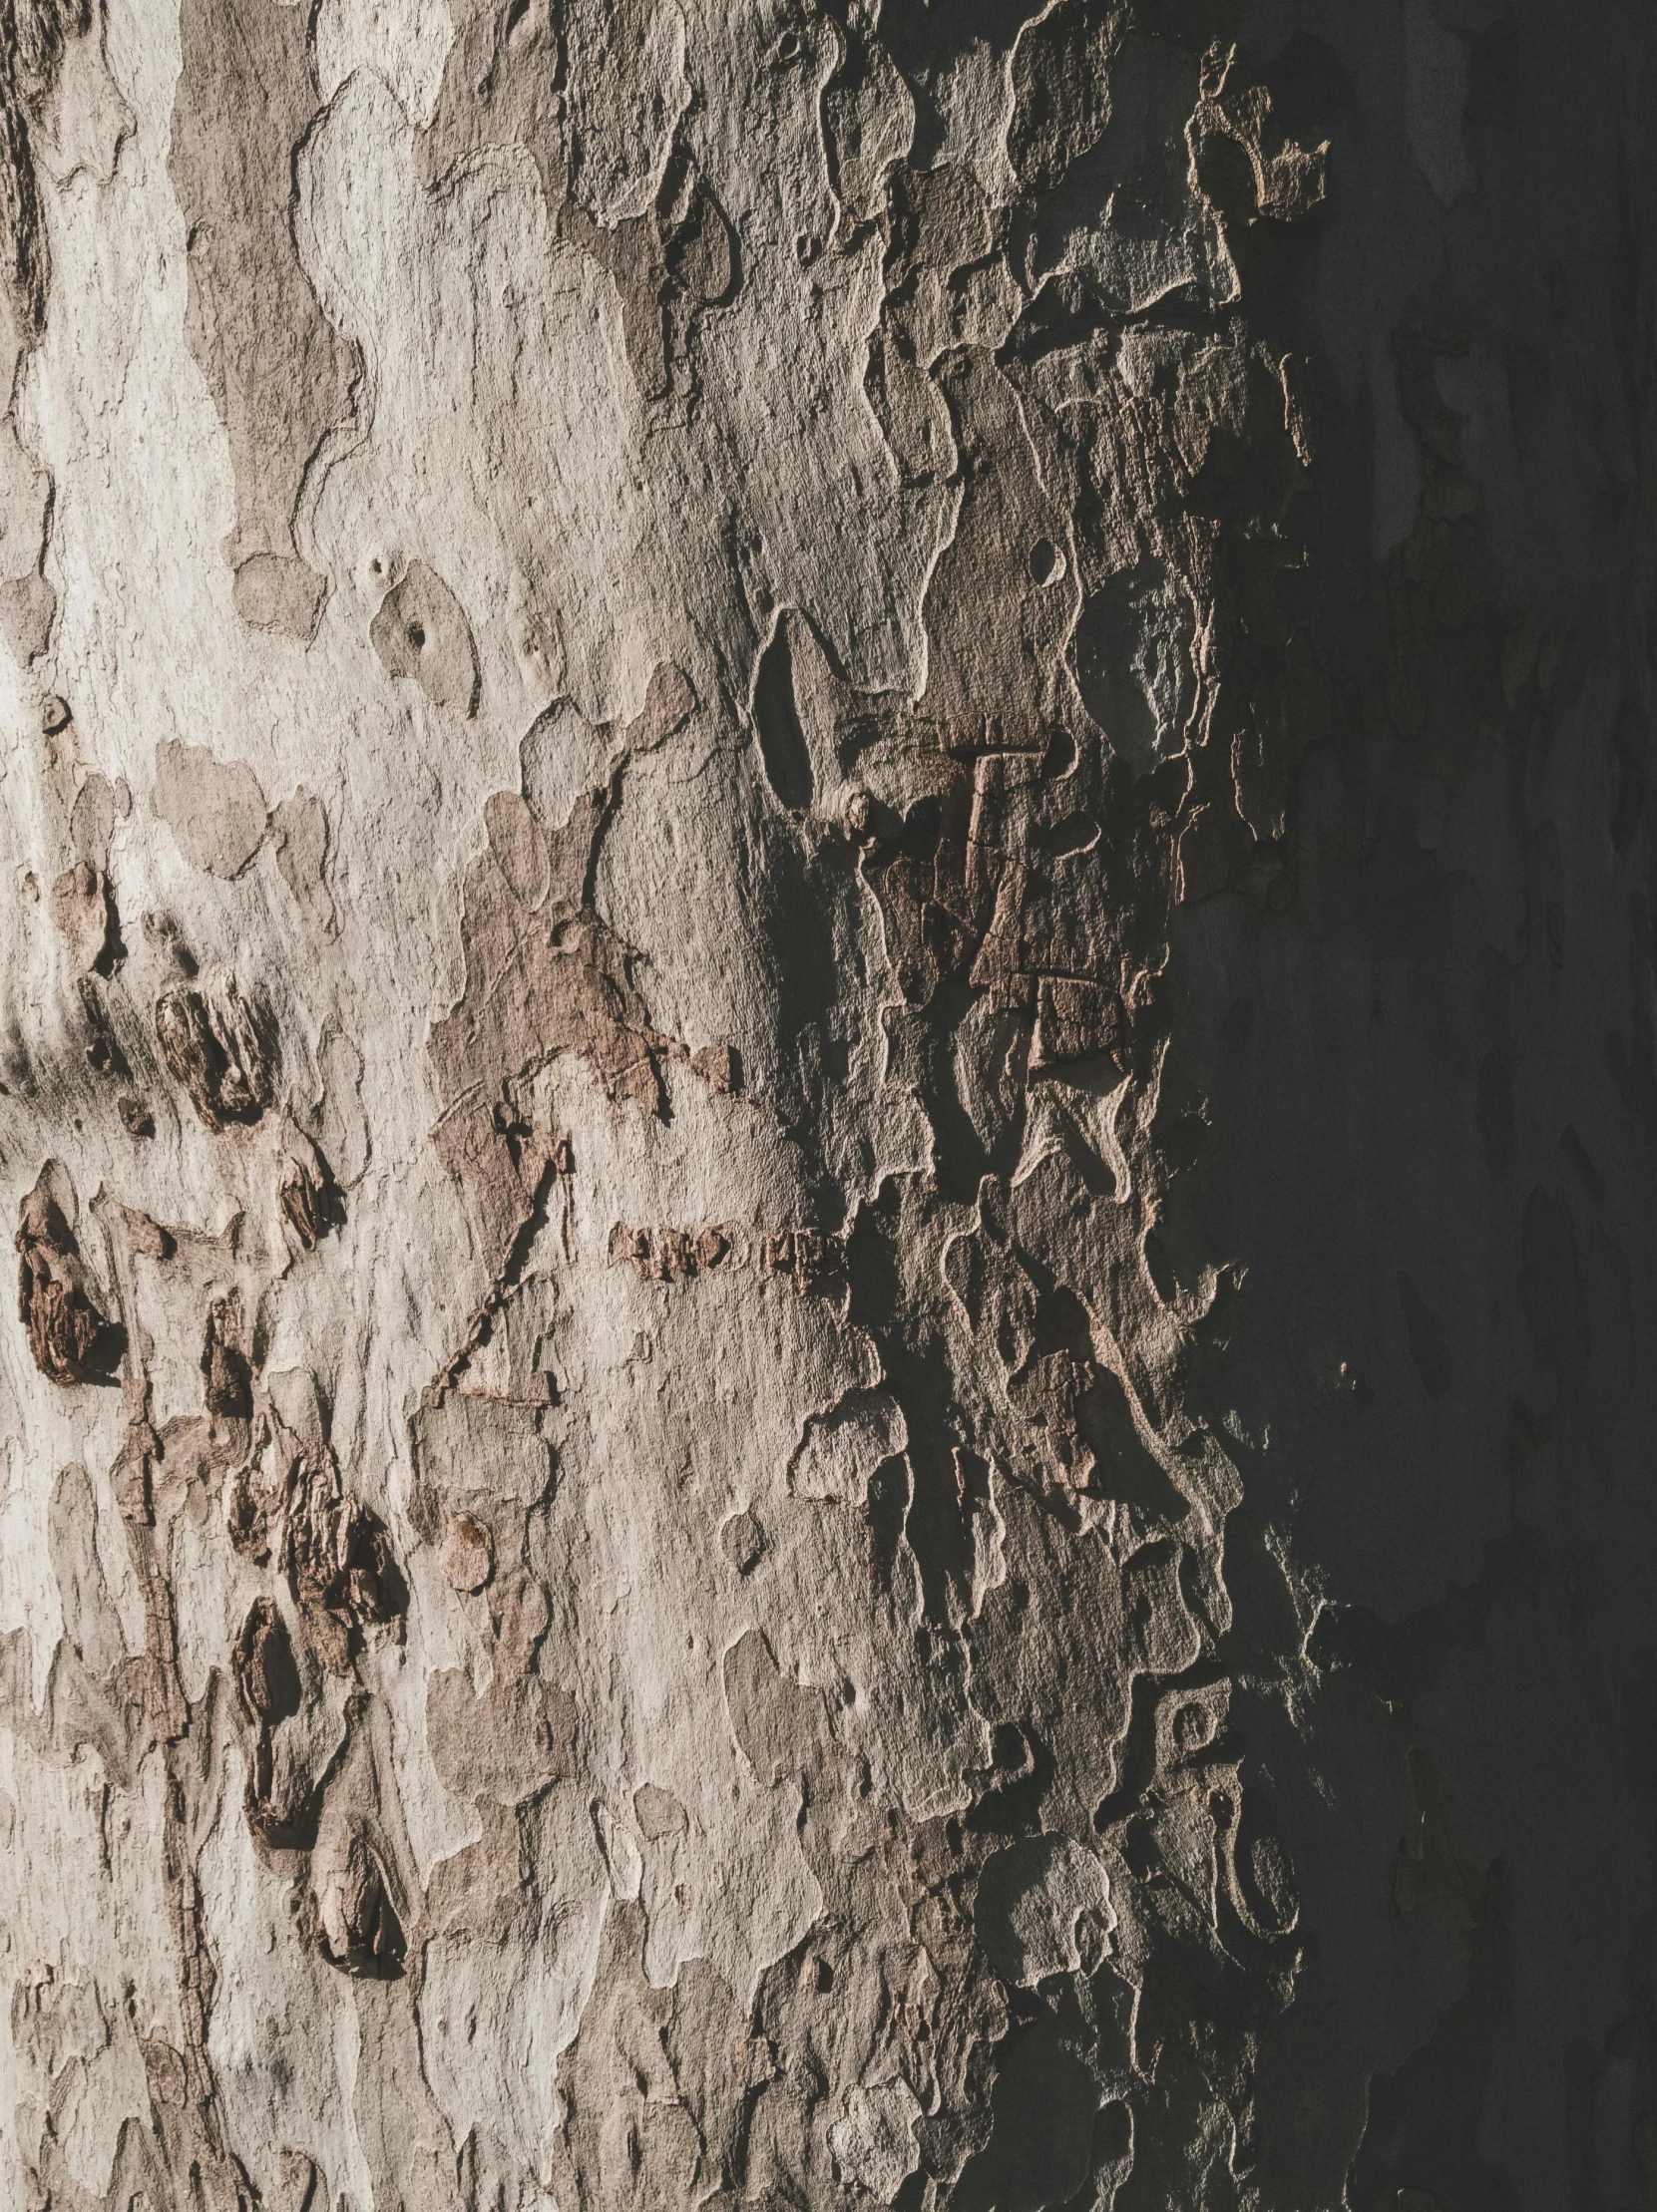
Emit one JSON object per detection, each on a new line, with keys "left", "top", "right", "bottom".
{"left": 1, "top": 3, "right": 1654, "bottom": 2209}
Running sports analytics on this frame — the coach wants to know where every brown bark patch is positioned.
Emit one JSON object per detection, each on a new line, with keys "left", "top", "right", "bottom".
{"left": 200, "top": 1292, "right": 251, "bottom": 1419}
{"left": 426, "top": 1667, "right": 574, "bottom": 1805}
{"left": 154, "top": 983, "right": 277, "bottom": 1131}
{"left": 168, "top": 0, "right": 354, "bottom": 633}
{"left": 15, "top": 1162, "right": 123, "bottom": 1386}
{"left": 312, "top": 1818, "right": 405, "bottom": 1977}
{"left": 152, "top": 739, "right": 268, "bottom": 879}
{"left": 271, "top": 785, "right": 336, "bottom": 935}
{"left": 276, "top": 1123, "right": 342, "bottom": 1252}
{"left": 369, "top": 559, "right": 480, "bottom": 715}
{"left": 279, "top": 1449, "right": 406, "bottom": 1674}
{"left": 439, "top": 1510, "right": 494, "bottom": 1594}
{"left": 47, "top": 858, "right": 117, "bottom": 973}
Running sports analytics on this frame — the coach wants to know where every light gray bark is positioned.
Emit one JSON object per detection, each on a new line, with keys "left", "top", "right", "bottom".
{"left": 2, "top": 2, "right": 1654, "bottom": 2208}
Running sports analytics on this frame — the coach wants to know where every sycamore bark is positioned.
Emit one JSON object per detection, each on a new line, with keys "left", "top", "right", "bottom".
{"left": 2, "top": 3, "right": 1654, "bottom": 2209}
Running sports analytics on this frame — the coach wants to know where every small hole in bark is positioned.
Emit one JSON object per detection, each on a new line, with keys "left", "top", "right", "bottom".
{"left": 778, "top": 28, "right": 801, "bottom": 61}
{"left": 407, "top": 620, "right": 426, "bottom": 649}
{"left": 1093, "top": 2100, "right": 1132, "bottom": 2165}
{"left": 1029, "top": 539, "right": 1065, "bottom": 585}
{"left": 752, "top": 614, "right": 814, "bottom": 812}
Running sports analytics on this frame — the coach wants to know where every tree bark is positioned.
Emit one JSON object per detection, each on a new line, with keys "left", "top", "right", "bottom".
{"left": 2, "top": 2, "right": 1654, "bottom": 2208}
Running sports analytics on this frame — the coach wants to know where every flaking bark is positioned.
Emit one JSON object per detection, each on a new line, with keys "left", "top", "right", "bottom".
{"left": 2, "top": 5, "right": 1655, "bottom": 2210}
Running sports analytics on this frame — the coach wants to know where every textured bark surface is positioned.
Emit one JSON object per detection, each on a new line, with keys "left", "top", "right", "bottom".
{"left": 2, "top": 3, "right": 1655, "bottom": 2208}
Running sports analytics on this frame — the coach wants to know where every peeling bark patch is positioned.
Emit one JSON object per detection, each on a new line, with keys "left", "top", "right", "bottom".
{"left": 421, "top": 0, "right": 567, "bottom": 210}
{"left": 276, "top": 1122, "right": 342, "bottom": 1252}
{"left": 15, "top": 1161, "right": 123, "bottom": 1384}
{"left": 975, "top": 1834, "right": 1113, "bottom": 1985}
{"left": 0, "top": 404, "right": 54, "bottom": 665}
{"left": 231, "top": 1595, "right": 300, "bottom": 1826}
{"left": 721, "top": 1507, "right": 764, "bottom": 1574}
{"left": 0, "top": 1, "right": 58, "bottom": 344}
{"left": 154, "top": 983, "right": 276, "bottom": 1131}
{"left": 201, "top": 1291, "right": 250, "bottom": 1417}
{"left": 312, "top": 1819, "right": 405, "bottom": 1978}
{"left": 722, "top": 1628, "right": 828, "bottom": 1786}
{"left": 0, "top": 567, "right": 53, "bottom": 659}
{"left": 275, "top": 1448, "right": 405, "bottom": 1674}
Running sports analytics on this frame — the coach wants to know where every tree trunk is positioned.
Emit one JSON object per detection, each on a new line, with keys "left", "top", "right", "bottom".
{"left": 2, "top": 2, "right": 1654, "bottom": 2207}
